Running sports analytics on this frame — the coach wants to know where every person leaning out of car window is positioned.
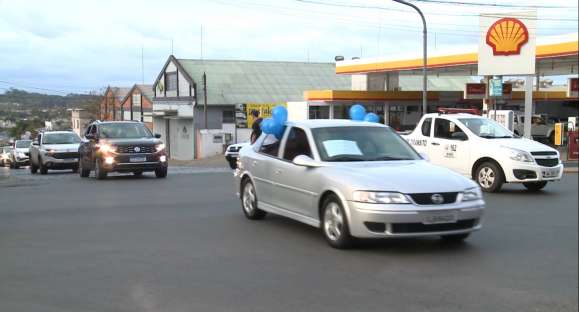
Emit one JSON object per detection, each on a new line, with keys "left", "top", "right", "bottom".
{"left": 250, "top": 110, "right": 263, "bottom": 144}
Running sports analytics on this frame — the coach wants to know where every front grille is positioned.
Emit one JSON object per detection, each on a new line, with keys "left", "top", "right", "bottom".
{"left": 391, "top": 219, "right": 477, "bottom": 234}
{"left": 531, "top": 151, "right": 557, "bottom": 156}
{"left": 535, "top": 158, "right": 559, "bottom": 167}
{"left": 116, "top": 145, "right": 155, "bottom": 154}
{"left": 53, "top": 152, "right": 79, "bottom": 159}
{"left": 408, "top": 192, "right": 458, "bottom": 205}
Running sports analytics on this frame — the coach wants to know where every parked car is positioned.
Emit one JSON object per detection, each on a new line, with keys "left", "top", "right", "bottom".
{"left": 1, "top": 146, "right": 12, "bottom": 167}
{"left": 9, "top": 140, "right": 32, "bottom": 168}
{"left": 224, "top": 142, "right": 249, "bottom": 169}
{"left": 29, "top": 131, "right": 81, "bottom": 174}
{"left": 402, "top": 113, "right": 563, "bottom": 192}
{"left": 78, "top": 121, "right": 168, "bottom": 180}
{"left": 513, "top": 114, "right": 555, "bottom": 144}
{"left": 234, "top": 119, "right": 485, "bottom": 249}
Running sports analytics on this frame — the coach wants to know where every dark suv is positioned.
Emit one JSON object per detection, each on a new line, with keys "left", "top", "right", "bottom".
{"left": 78, "top": 121, "right": 168, "bottom": 180}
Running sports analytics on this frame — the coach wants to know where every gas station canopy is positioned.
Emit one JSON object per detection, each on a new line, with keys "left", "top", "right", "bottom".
{"left": 336, "top": 34, "right": 578, "bottom": 77}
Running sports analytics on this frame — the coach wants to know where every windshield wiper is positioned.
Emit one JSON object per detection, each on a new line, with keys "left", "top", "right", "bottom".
{"left": 479, "top": 135, "right": 513, "bottom": 139}
{"left": 327, "top": 155, "right": 366, "bottom": 162}
{"left": 369, "top": 156, "right": 412, "bottom": 161}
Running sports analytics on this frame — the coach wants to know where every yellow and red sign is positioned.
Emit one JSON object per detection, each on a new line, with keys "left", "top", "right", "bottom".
{"left": 486, "top": 18, "right": 529, "bottom": 56}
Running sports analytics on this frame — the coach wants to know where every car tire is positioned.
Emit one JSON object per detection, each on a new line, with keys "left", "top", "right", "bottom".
{"left": 133, "top": 171, "right": 143, "bottom": 176}
{"left": 14, "top": 163, "right": 19, "bottom": 169}
{"left": 227, "top": 158, "right": 237, "bottom": 169}
{"left": 154, "top": 167, "right": 167, "bottom": 178}
{"left": 39, "top": 159, "right": 47, "bottom": 175}
{"left": 30, "top": 162, "right": 38, "bottom": 174}
{"left": 475, "top": 161, "right": 504, "bottom": 193}
{"left": 321, "top": 194, "right": 354, "bottom": 249}
{"left": 523, "top": 181, "right": 548, "bottom": 192}
{"left": 95, "top": 159, "right": 107, "bottom": 180}
{"left": 440, "top": 233, "right": 470, "bottom": 243}
{"left": 240, "top": 179, "right": 266, "bottom": 220}
{"left": 71, "top": 165, "right": 79, "bottom": 173}
{"left": 79, "top": 160, "right": 90, "bottom": 178}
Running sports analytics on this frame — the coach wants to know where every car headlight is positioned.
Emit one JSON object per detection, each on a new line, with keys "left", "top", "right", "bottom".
{"left": 155, "top": 143, "right": 166, "bottom": 152}
{"left": 17, "top": 152, "right": 26, "bottom": 157}
{"left": 43, "top": 149, "right": 56, "bottom": 156}
{"left": 462, "top": 187, "right": 482, "bottom": 201}
{"left": 352, "top": 191, "right": 410, "bottom": 204}
{"left": 502, "top": 146, "right": 533, "bottom": 162}
{"left": 97, "top": 143, "right": 116, "bottom": 154}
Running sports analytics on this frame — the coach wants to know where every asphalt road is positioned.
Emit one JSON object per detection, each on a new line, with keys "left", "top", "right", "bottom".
{"left": 0, "top": 167, "right": 577, "bottom": 312}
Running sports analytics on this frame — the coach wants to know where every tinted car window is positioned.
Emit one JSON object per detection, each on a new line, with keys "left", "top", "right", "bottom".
{"left": 15, "top": 140, "right": 32, "bottom": 148}
{"left": 258, "top": 134, "right": 280, "bottom": 157}
{"left": 434, "top": 119, "right": 466, "bottom": 140}
{"left": 283, "top": 127, "right": 312, "bottom": 161}
{"left": 99, "top": 123, "right": 152, "bottom": 139}
{"left": 421, "top": 118, "right": 432, "bottom": 137}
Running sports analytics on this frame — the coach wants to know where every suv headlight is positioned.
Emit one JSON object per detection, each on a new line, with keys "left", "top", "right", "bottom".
{"left": 97, "top": 143, "right": 116, "bottom": 154}
{"left": 462, "top": 187, "right": 482, "bottom": 201}
{"left": 155, "top": 143, "right": 166, "bottom": 152}
{"left": 352, "top": 191, "right": 410, "bottom": 204}
{"left": 43, "top": 149, "right": 56, "bottom": 156}
{"left": 502, "top": 146, "right": 533, "bottom": 162}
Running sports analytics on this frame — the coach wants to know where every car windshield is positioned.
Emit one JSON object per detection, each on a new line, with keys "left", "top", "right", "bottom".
{"left": 43, "top": 133, "right": 81, "bottom": 144}
{"left": 312, "top": 126, "right": 420, "bottom": 162}
{"left": 99, "top": 123, "right": 152, "bottom": 139}
{"left": 15, "top": 140, "right": 32, "bottom": 148}
{"left": 459, "top": 118, "right": 514, "bottom": 139}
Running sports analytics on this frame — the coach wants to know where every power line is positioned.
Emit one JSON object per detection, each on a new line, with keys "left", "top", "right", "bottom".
{"left": 409, "top": 0, "right": 578, "bottom": 9}
{"left": 0, "top": 80, "right": 93, "bottom": 95}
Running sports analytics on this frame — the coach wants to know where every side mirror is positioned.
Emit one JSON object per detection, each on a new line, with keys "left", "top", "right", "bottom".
{"left": 292, "top": 155, "right": 321, "bottom": 168}
{"left": 32, "top": 141, "right": 39, "bottom": 146}
{"left": 451, "top": 132, "right": 468, "bottom": 141}
{"left": 419, "top": 152, "right": 430, "bottom": 162}
{"left": 85, "top": 133, "right": 96, "bottom": 140}
{"left": 154, "top": 133, "right": 162, "bottom": 139}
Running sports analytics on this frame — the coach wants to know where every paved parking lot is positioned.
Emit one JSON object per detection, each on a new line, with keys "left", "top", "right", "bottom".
{"left": 0, "top": 167, "right": 577, "bottom": 312}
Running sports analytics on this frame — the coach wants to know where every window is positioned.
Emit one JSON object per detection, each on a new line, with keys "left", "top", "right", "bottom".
{"left": 258, "top": 134, "right": 280, "bottom": 157}
{"left": 42, "top": 133, "right": 81, "bottom": 144}
{"left": 165, "top": 72, "right": 177, "bottom": 91}
{"left": 283, "top": 127, "right": 312, "bottom": 161}
{"left": 434, "top": 118, "right": 467, "bottom": 140}
{"left": 132, "top": 93, "right": 141, "bottom": 107}
{"left": 99, "top": 123, "right": 152, "bottom": 139}
{"left": 222, "top": 109, "right": 235, "bottom": 123}
{"left": 421, "top": 118, "right": 432, "bottom": 137}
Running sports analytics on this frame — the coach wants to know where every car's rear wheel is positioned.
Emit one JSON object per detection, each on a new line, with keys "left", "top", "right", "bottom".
{"left": 71, "top": 165, "right": 79, "bottom": 173}
{"left": 240, "top": 179, "right": 266, "bottom": 220}
{"left": 30, "top": 162, "right": 38, "bottom": 174}
{"left": 321, "top": 194, "right": 354, "bottom": 249}
{"left": 441, "top": 233, "right": 470, "bottom": 243}
{"left": 95, "top": 159, "right": 107, "bottom": 180}
{"left": 79, "top": 159, "right": 90, "bottom": 178}
{"left": 39, "top": 158, "right": 47, "bottom": 175}
{"left": 475, "top": 161, "right": 504, "bottom": 192}
{"left": 523, "top": 181, "right": 548, "bottom": 192}
{"left": 154, "top": 167, "right": 167, "bottom": 178}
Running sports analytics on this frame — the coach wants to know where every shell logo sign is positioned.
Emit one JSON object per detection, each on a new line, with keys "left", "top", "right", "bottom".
{"left": 486, "top": 18, "right": 529, "bottom": 56}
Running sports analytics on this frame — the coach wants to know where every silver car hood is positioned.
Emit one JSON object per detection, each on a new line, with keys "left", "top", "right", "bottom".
{"left": 323, "top": 160, "right": 477, "bottom": 194}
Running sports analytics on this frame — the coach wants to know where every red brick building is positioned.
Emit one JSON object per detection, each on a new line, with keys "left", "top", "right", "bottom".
{"left": 100, "top": 87, "right": 131, "bottom": 121}
{"left": 120, "top": 84, "right": 154, "bottom": 130}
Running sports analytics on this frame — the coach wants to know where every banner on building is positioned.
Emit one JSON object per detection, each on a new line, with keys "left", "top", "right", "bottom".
{"left": 235, "top": 103, "right": 286, "bottom": 128}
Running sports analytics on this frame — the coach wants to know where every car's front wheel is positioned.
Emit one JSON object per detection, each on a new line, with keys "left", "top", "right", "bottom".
{"left": 30, "top": 162, "right": 38, "bottom": 174}
{"left": 523, "top": 181, "right": 548, "bottom": 192}
{"left": 95, "top": 159, "right": 107, "bottom": 180}
{"left": 154, "top": 167, "right": 167, "bottom": 178}
{"left": 475, "top": 161, "right": 504, "bottom": 192}
{"left": 79, "top": 159, "right": 90, "bottom": 178}
{"left": 39, "top": 158, "right": 47, "bottom": 175}
{"left": 321, "top": 194, "right": 354, "bottom": 249}
{"left": 240, "top": 179, "right": 266, "bottom": 220}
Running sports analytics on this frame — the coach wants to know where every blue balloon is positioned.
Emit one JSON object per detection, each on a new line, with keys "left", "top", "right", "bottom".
{"left": 364, "top": 112, "right": 380, "bottom": 123}
{"left": 273, "top": 124, "right": 286, "bottom": 140}
{"left": 260, "top": 118, "right": 274, "bottom": 134}
{"left": 272, "top": 105, "right": 288, "bottom": 123}
{"left": 349, "top": 104, "right": 366, "bottom": 121}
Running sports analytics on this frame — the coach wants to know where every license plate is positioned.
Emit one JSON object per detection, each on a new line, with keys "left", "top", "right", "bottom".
{"left": 130, "top": 156, "right": 147, "bottom": 163}
{"left": 542, "top": 167, "right": 559, "bottom": 178}
{"left": 422, "top": 211, "right": 458, "bottom": 224}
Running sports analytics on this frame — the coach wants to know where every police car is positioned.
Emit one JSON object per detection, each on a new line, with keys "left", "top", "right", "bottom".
{"left": 402, "top": 113, "right": 563, "bottom": 192}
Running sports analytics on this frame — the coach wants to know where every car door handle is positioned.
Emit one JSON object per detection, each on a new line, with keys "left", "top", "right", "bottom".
{"left": 274, "top": 169, "right": 282, "bottom": 175}
{"left": 431, "top": 142, "right": 440, "bottom": 146}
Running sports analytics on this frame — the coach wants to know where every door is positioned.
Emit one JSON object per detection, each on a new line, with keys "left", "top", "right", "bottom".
{"left": 269, "top": 127, "right": 318, "bottom": 218}
{"left": 251, "top": 134, "right": 281, "bottom": 206}
{"left": 429, "top": 118, "right": 471, "bottom": 175}
{"left": 409, "top": 117, "right": 432, "bottom": 154}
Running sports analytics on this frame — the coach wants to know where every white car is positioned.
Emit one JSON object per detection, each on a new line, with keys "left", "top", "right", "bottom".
{"left": 234, "top": 120, "right": 484, "bottom": 248}
{"left": 403, "top": 113, "right": 563, "bottom": 192}
{"left": 29, "top": 131, "right": 81, "bottom": 174}
{"left": 225, "top": 142, "right": 249, "bottom": 169}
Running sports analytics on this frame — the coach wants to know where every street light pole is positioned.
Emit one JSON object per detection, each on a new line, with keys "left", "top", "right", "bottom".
{"left": 391, "top": 0, "right": 428, "bottom": 116}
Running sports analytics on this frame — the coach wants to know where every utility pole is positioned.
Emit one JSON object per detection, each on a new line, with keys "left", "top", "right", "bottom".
{"left": 203, "top": 72, "right": 208, "bottom": 129}
{"left": 391, "top": 0, "right": 428, "bottom": 116}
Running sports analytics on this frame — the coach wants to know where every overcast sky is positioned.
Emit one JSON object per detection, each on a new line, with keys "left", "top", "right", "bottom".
{"left": 0, "top": 0, "right": 576, "bottom": 95}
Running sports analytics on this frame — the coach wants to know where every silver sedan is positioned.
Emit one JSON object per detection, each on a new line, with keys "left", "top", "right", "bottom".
{"left": 234, "top": 120, "right": 485, "bottom": 249}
